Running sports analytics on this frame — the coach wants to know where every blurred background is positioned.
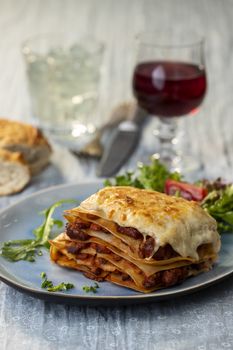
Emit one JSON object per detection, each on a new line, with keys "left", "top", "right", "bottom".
{"left": 1, "top": 2, "right": 233, "bottom": 350}
{"left": 0, "top": 0, "right": 232, "bottom": 178}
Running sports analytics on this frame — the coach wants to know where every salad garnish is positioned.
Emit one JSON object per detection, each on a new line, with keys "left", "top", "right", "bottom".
{"left": 82, "top": 282, "right": 100, "bottom": 293}
{"left": 201, "top": 185, "right": 233, "bottom": 232}
{"left": 105, "top": 160, "right": 181, "bottom": 192}
{"left": 40, "top": 272, "right": 74, "bottom": 292}
{"left": 0, "top": 199, "right": 76, "bottom": 262}
{"left": 106, "top": 160, "right": 233, "bottom": 233}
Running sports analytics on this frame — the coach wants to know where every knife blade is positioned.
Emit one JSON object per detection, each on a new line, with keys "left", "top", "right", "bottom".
{"left": 96, "top": 105, "right": 148, "bottom": 177}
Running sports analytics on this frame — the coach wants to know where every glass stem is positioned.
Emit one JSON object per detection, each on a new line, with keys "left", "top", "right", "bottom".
{"left": 153, "top": 117, "right": 179, "bottom": 168}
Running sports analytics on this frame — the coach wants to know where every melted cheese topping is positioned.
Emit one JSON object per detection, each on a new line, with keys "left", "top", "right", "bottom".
{"left": 71, "top": 186, "right": 221, "bottom": 260}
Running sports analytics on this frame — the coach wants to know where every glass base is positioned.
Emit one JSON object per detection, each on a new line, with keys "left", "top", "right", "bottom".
{"left": 151, "top": 116, "right": 204, "bottom": 180}
{"left": 42, "top": 122, "right": 97, "bottom": 151}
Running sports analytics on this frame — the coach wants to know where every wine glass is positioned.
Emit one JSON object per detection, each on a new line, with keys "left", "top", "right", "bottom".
{"left": 132, "top": 32, "right": 207, "bottom": 174}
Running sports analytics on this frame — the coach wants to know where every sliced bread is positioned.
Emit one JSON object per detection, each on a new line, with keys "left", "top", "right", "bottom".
{"left": 0, "top": 119, "right": 52, "bottom": 175}
{"left": 0, "top": 149, "right": 30, "bottom": 195}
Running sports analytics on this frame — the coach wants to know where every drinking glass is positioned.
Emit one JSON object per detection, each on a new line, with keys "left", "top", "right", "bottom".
{"left": 132, "top": 32, "right": 207, "bottom": 173}
{"left": 22, "top": 33, "right": 104, "bottom": 150}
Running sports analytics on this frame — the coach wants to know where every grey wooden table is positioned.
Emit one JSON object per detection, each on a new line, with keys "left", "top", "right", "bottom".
{"left": 0, "top": 1, "right": 233, "bottom": 349}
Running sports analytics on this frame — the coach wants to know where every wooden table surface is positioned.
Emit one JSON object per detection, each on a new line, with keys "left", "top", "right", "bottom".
{"left": 0, "top": 1, "right": 233, "bottom": 349}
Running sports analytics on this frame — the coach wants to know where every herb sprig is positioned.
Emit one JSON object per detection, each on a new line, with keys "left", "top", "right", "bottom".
{"left": 40, "top": 272, "right": 74, "bottom": 292}
{"left": 0, "top": 199, "right": 76, "bottom": 262}
{"left": 82, "top": 282, "right": 99, "bottom": 293}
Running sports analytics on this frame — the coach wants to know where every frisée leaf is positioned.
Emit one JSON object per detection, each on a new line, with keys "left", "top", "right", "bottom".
{"left": 201, "top": 185, "right": 233, "bottom": 232}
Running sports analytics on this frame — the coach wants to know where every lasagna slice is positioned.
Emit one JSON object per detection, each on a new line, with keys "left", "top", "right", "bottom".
{"left": 50, "top": 186, "right": 221, "bottom": 293}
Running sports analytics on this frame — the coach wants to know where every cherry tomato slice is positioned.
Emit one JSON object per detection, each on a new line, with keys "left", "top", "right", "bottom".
{"left": 165, "top": 179, "right": 208, "bottom": 201}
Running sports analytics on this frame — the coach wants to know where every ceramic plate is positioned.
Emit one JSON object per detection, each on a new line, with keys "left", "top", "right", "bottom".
{"left": 0, "top": 181, "right": 232, "bottom": 306}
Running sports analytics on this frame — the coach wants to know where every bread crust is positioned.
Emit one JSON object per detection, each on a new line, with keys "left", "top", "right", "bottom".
{"left": 0, "top": 148, "right": 26, "bottom": 164}
{"left": 0, "top": 119, "right": 52, "bottom": 175}
{"left": 0, "top": 149, "right": 30, "bottom": 195}
{"left": 0, "top": 119, "right": 50, "bottom": 148}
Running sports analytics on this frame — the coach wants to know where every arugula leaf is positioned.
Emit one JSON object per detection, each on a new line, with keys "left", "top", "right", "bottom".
{"left": 0, "top": 199, "right": 76, "bottom": 262}
{"left": 105, "top": 159, "right": 181, "bottom": 192}
{"left": 82, "top": 282, "right": 99, "bottom": 293}
{"left": 1, "top": 240, "right": 37, "bottom": 262}
{"left": 33, "top": 200, "right": 74, "bottom": 244}
{"left": 40, "top": 272, "right": 74, "bottom": 292}
{"left": 201, "top": 185, "right": 233, "bottom": 232}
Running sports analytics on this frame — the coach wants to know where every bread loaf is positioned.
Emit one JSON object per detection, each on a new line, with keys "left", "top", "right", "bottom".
{"left": 0, "top": 149, "right": 30, "bottom": 195}
{"left": 0, "top": 119, "right": 52, "bottom": 175}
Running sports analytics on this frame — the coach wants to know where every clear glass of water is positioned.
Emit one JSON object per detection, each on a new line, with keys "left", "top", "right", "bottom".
{"left": 22, "top": 34, "right": 104, "bottom": 149}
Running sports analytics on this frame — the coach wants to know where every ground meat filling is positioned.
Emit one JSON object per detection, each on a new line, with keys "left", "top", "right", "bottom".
{"left": 67, "top": 242, "right": 111, "bottom": 255}
{"left": 66, "top": 220, "right": 110, "bottom": 241}
{"left": 143, "top": 267, "right": 189, "bottom": 289}
{"left": 121, "top": 273, "right": 131, "bottom": 281}
{"left": 116, "top": 224, "right": 143, "bottom": 239}
{"left": 84, "top": 271, "right": 106, "bottom": 282}
{"left": 139, "top": 236, "right": 155, "bottom": 258}
{"left": 115, "top": 225, "right": 179, "bottom": 261}
{"left": 66, "top": 222, "right": 90, "bottom": 241}
{"left": 90, "top": 242, "right": 111, "bottom": 254}
{"left": 75, "top": 253, "right": 89, "bottom": 260}
{"left": 153, "top": 244, "right": 179, "bottom": 260}
{"left": 114, "top": 270, "right": 132, "bottom": 282}
{"left": 90, "top": 223, "right": 110, "bottom": 233}
{"left": 67, "top": 242, "right": 88, "bottom": 254}
{"left": 139, "top": 237, "right": 179, "bottom": 260}
{"left": 161, "top": 267, "right": 188, "bottom": 286}
{"left": 66, "top": 221, "right": 179, "bottom": 261}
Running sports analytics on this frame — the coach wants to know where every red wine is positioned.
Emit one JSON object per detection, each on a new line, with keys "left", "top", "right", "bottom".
{"left": 133, "top": 61, "right": 207, "bottom": 117}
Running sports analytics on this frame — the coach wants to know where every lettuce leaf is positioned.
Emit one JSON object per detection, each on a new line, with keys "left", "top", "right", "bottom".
{"left": 105, "top": 160, "right": 181, "bottom": 192}
{"left": 201, "top": 185, "right": 233, "bottom": 232}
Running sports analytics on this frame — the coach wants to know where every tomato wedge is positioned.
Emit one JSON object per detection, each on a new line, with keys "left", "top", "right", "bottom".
{"left": 165, "top": 179, "right": 208, "bottom": 201}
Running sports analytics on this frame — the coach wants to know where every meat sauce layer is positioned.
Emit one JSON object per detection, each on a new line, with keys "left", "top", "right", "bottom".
{"left": 65, "top": 221, "right": 179, "bottom": 261}
{"left": 64, "top": 237, "right": 199, "bottom": 289}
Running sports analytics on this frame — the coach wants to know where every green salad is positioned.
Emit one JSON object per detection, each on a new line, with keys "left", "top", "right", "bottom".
{"left": 106, "top": 160, "right": 233, "bottom": 234}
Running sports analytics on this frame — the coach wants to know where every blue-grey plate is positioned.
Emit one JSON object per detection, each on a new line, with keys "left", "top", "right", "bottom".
{"left": 0, "top": 180, "right": 232, "bottom": 306}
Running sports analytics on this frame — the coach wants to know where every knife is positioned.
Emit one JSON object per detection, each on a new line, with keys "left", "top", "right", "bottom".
{"left": 96, "top": 104, "right": 148, "bottom": 177}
